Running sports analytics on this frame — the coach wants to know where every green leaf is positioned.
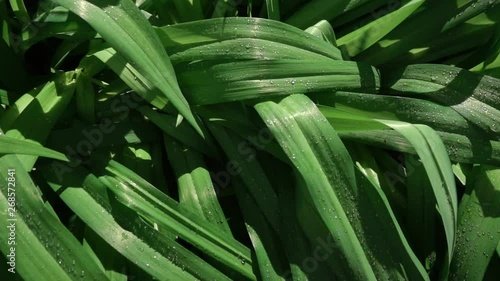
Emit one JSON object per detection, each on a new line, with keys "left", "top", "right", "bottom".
{"left": 258, "top": 94, "right": 429, "bottom": 280}
{"left": 305, "top": 20, "right": 337, "bottom": 47}
{"left": 75, "top": 72, "right": 96, "bottom": 124}
{"left": 339, "top": 129, "right": 500, "bottom": 165}
{"left": 350, "top": 146, "right": 430, "bottom": 280}
{"left": 155, "top": 18, "right": 343, "bottom": 61}
{"left": 177, "top": 60, "right": 379, "bottom": 105}
{"left": 2, "top": 72, "right": 76, "bottom": 170}
{"left": 233, "top": 178, "right": 290, "bottom": 281}
{"left": 355, "top": 1, "right": 499, "bottom": 65}
{"left": 338, "top": 0, "right": 425, "bottom": 57}
{"left": 164, "top": 135, "right": 232, "bottom": 234}
{"left": 377, "top": 120, "right": 457, "bottom": 276}
{"left": 84, "top": 46, "right": 169, "bottom": 110}
{"left": 383, "top": 64, "right": 500, "bottom": 137}
{"left": 0, "top": 155, "right": 107, "bottom": 280}
{"left": 0, "top": 135, "right": 68, "bottom": 161}
{"left": 256, "top": 95, "right": 377, "bottom": 280}
{"left": 450, "top": 166, "right": 500, "bottom": 280}
{"left": 138, "top": 106, "right": 218, "bottom": 158}
{"left": 285, "top": 0, "right": 351, "bottom": 29}
{"left": 405, "top": 155, "right": 438, "bottom": 271}
{"left": 207, "top": 124, "right": 281, "bottom": 234}
{"left": 264, "top": 0, "right": 280, "bottom": 21}
{"left": 90, "top": 156, "right": 255, "bottom": 280}
{"left": 51, "top": 0, "right": 203, "bottom": 135}
{"left": 40, "top": 163, "right": 217, "bottom": 280}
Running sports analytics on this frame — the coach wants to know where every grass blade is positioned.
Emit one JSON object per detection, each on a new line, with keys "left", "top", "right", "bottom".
{"left": 0, "top": 155, "right": 107, "bottom": 280}
{"left": 264, "top": 0, "right": 280, "bottom": 20}
{"left": 450, "top": 166, "right": 500, "bottom": 280}
{"left": 0, "top": 136, "right": 68, "bottom": 161}
{"left": 164, "top": 135, "right": 232, "bottom": 234}
{"left": 40, "top": 163, "right": 215, "bottom": 280}
{"left": 255, "top": 95, "right": 378, "bottom": 281}
{"left": 52, "top": 0, "right": 202, "bottom": 135}
{"left": 378, "top": 120, "right": 457, "bottom": 276}
{"left": 338, "top": 0, "right": 425, "bottom": 57}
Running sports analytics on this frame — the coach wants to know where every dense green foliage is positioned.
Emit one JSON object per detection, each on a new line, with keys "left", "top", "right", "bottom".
{"left": 0, "top": 0, "right": 499, "bottom": 280}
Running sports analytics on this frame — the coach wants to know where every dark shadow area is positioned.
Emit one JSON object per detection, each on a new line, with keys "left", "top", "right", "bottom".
{"left": 357, "top": 61, "right": 378, "bottom": 93}
{"left": 355, "top": 1, "right": 490, "bottom": 67}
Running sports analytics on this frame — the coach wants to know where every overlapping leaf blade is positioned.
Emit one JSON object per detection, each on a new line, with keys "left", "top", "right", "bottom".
{"left": 256, "top": 94, "right": 429, "bottom": 280}
{"left": 0, "top": 155, "right": 107, "bottom": 280}
{"left": 89, "top": 156, "right": 255, "bottom": 280}
{"left": 51, "top": 0, "right": 202, "bottom": 135}
{"left": 449, "top": 166, "right": 500, "bottom": 280}
{"left": 40, "top": 163, "right": 218, "bottom": 280}
{"left": 164, "top": 135, "right": 232, "bottom": 234}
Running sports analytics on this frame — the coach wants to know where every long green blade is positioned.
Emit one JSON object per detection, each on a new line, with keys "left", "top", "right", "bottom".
{"left": 51, "top": 0, "right": 202, "bottom": 135}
